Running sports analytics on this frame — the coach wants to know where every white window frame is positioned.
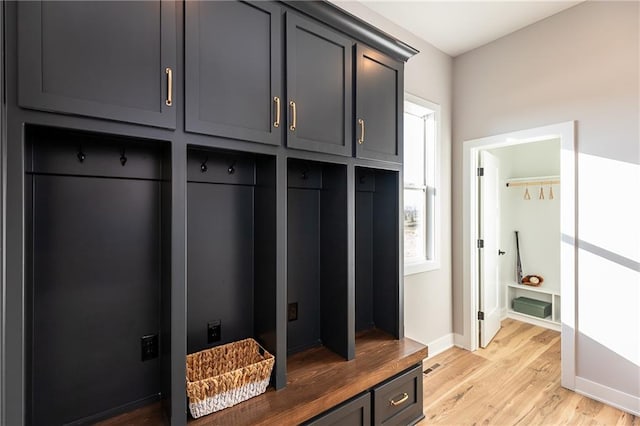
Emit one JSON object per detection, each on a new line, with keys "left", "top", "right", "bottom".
{"left": 403, "top": 94, "right": 441, "bottom": 275}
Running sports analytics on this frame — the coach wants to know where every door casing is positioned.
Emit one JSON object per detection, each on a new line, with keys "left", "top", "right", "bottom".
{"left": 461, "top": 121, "right": 576, "bottom": 390}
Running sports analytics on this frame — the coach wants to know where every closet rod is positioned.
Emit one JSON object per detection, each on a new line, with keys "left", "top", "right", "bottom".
{"left": 506, "top": 179, "right": 560, "bottom": 188}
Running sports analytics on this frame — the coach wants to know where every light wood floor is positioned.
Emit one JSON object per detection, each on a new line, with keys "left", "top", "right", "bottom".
{"left": 418, "top": 319, "right": 639, "bottom": 426}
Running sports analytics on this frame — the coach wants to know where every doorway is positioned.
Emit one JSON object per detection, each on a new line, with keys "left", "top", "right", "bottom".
{"left": 462, "top": 121, "right": 577, "bottom": 390}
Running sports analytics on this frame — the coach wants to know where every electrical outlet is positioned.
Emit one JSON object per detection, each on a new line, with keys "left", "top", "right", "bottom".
{"left": 140, "top": 334, "right": 158, "bottom": 362}
{"left": 208, "top": 320, "right": 221, "bottom": 343}
{"left": 288, "top": 302, "right": 298, "bottom": 322}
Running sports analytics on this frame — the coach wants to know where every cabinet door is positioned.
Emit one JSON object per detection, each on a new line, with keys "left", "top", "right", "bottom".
{"left": 286, "top": 13, "right": 352, "bottom": 157}
{"left": 355, "top": 46, "right": 403, "bottom": 163}
{"left": 185, "top": 1, "right": 282, "bottom": 145}
{"left": 18, "top": 1, "right": 176, "bottom": 129}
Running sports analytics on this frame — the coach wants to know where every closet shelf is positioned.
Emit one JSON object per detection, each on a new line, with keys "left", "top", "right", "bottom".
{"left": 506, "top": 282, "right": 559, "bottom": 296}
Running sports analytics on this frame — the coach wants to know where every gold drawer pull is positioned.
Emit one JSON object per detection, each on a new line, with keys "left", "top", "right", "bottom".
{"left": 390, "top": 392, "right": 409, "bottom": 406}
{"left": 289, "top": 100, "right": 297, "bottom": 131}
{"left": 358, "top": 118, "right": 365, "bottom": 144}
{"left": 273, "top": 96, "right": 281, "bottom": 128}
{"left": 165, "top": 67, "right": 173, "bottom": 107}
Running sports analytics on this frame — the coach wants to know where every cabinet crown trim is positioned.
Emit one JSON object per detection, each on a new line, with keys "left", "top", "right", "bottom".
{"left": 280, "top": 1, "right": 419, "bottom": 62}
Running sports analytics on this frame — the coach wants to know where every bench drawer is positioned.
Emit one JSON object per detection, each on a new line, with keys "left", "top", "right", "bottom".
{"left": 305, "top": 392, "right": 371, "bottom": 426}
{"left": 373, "top": 364, "right": 423, "bottom": 426}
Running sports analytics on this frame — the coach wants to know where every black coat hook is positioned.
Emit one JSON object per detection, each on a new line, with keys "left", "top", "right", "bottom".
{"left": 301, "top": 165, "right": 309, "bottom": 180}
{"left": 200, "top": 156, "right": 208, "bottom": 173}
{"left": 77, "top": 148, "right": 86, "bottom": 163}
{"left": 228, "top": 160, "right": 236, "bottom": 175}
{"left": 120, "top": 147, "right": 127, "bottom": 166}
{"left": 359, "top": 175, "right": 366, "bottom": 184}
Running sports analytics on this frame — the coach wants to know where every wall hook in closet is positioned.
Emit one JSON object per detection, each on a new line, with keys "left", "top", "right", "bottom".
{"left": 120, "top": 148, "right": 127, "bottom": 166}
{"left": 77, "top": 148, "right": 86, "bottom": 163}
{"left": 200, "top": 157, "right": 208, "bottom": 173}
{"left": 301, "top": 165, "right": 309, "bottom": 180}
{"left": 228, "top": 161, "right": 236, "bottom": 175}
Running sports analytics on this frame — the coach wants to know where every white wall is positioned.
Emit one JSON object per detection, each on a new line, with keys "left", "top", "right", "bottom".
{"left": 331, "top": 2, "right": 454, "bottom": 355}
{"left": 453, "top": 1, "right": 639, "bottom": 412}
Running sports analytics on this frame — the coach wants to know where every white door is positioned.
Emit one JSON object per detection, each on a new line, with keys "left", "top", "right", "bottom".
{"left": 479, "top": 150, "right": 501, "bottom": 348}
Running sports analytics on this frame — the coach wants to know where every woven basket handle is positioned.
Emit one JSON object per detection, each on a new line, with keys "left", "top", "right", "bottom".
{"left": 254, "top": 340, "right": 270, "bottom": 358}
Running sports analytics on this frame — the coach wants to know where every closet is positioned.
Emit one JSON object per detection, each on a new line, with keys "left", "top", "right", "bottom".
{"left": 488, "top": 139, "right": 561, "bottom": 330}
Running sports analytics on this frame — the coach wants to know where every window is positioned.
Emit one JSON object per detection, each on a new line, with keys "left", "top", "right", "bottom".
{"left": 404, "top": 94, "right": 440, "bottom": 274}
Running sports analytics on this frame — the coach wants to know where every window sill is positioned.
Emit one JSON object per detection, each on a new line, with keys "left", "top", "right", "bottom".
{"left": 404, "top": 260, "right": 440, "bottom": 276}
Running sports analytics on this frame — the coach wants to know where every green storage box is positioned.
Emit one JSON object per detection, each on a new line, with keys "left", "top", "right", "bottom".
{"left": 512, "top": 297, "right": 552, "bottom": 319}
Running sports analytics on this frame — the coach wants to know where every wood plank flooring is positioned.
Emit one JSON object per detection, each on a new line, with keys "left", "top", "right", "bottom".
{"left": 419, "top": 319, "right": 639, "bottom": 426}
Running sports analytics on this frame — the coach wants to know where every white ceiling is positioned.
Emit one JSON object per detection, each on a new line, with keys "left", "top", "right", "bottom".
{"left": 350, "top": 1, "right": 583, "bottom": 57}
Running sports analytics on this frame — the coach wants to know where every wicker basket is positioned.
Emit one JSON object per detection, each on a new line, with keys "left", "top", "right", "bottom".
{"left": 186, "top": 338, "right": 275, "bottom": 419}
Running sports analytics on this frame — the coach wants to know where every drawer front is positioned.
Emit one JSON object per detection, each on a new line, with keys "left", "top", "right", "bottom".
{"left": 306, "top": 392, "right": 371, "bottom": 426}
{"left": 373, "top": 364, "right": 423, "bottom": 426}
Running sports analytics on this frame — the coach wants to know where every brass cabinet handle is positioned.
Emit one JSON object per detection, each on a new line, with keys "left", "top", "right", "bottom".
{"left": 165, "top": 67, "right": 173, "bottom": 107}
{"left": 390, "top": 392, "right": 409, "bottom": 406}
{"left": 289, "top": 101, "right": 297, "bottom": 131}
{"left": 273, "top": 97, "right": 281, "bottom": 128}
{"left": 358, "top": 118, "right": 365, "bottom": 144}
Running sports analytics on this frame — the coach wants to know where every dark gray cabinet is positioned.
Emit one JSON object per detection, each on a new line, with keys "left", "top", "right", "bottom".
{"left": 355, "top": 46, "right": 403, "bottom": 163}
{"left": 306, "top": 393, "right": 371, "bottom": 426}
{"left": 185, "top": 1, "right": 282, "bottom": 145}
{"left": 372, "top": 365, "right": 424, "bottom": 426}
{"left": 17, "top": 1, "right": 177, "bottom": 129}
{"left": 5, "top": 2, "right": 421, "bottom": 424}
{"left": 286, "top": 13, "right": 353, "bottom": 157}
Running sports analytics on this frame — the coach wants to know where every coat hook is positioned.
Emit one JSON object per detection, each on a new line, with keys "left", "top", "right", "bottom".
{"left": 77, "top": 148, "right": 86, "bottom": 163}
{"left": 539, "top": 186, "right": 545, "bottom": 200}
{"left": 549, "top": 185, "right": 554, "bottom": 200}
{"left": 120, "top": 147, "right": 127, "bottom": 166}
{"left": 301, "top": 165, "right": 309, "bottom": 180}
{"left": 359, "top": 175, "right": 366, "bottom": 184}
{"left": 228, "top": 160, "right": 236, "bottom": 175}
{"left": 200, "top": 157, "right": 208, "bottom": 173}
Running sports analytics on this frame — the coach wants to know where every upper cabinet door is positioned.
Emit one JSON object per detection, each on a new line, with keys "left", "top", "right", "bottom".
{"left": 185, "top": 1, "right": 282, "bottom": 146}
{"left": 355, "top": 45, "right": 403, "bottom": 163}
{"left": 18, "top": 1, "right": 176, "bottom": 129}
{"left": 286, "top": 14, "right": 352, "bottom": 157}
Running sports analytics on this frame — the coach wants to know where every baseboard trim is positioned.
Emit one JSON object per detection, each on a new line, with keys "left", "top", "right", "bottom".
{"left": 506, "top": 312, "right": 561, "bottom": 332}
{"left": 500, "top": 307, "right": 507, "bottom": 320}
{"left": 453, "top": 333, "right": 468, "bottom": 350}
{"left": 575, "top": 376, "right": 640, "bottom": 416}
{"left": 425, "top": 333, "right": 454, "bottom": 359}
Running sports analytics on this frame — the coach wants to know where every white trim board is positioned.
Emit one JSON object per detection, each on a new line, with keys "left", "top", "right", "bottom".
{"left": 462, "top": 121, "right": 576, "bottom": 390}
{"left": 424, "top": 333, "right": 455, "bottom": 359}
{"left": 575, "top": 377, "right": 640, "bottom": 416}
{"left": 506, "top": 312, "right": 561, "bottom": 332}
